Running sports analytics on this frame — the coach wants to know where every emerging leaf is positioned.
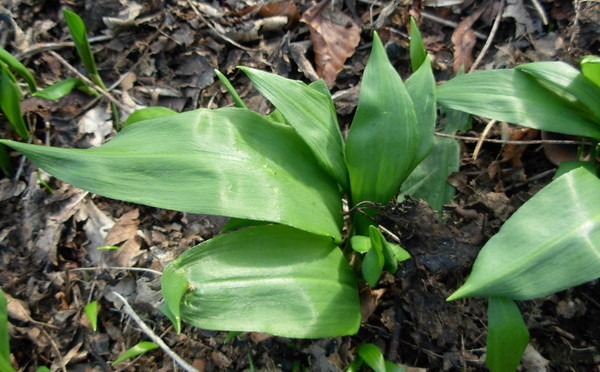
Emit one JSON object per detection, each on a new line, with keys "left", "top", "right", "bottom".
{"left": 0, "top": 47, "right": 37, "bottom": 93}
{"left": 580, "top": 55, "right": 600, "bottom": 86}
{"left": 111, "top": 341, "right": 159, "bottom": 365}
{"left": 345, "top": 32, "right": 419, "bottom": 206}
{"left": 83, "top": 300, "right": 99, "bottom": 331}
{"left": 162, "top": 225, "right": 361, "bottom": 338}
{"left": 63, "top": 10, "right": 99, "bottom": 78}
{"left": 1, "top": 108, "right": 343, "bottom": 241}
{"left": 33, "top": 78, "right": 86, "bottom": 100}
{"left": 409, "top": 17, "right": 427, "bottom": 73}
{"left": 486, "top": 297, "right": 529, "bottom": 372}
{"left": 0, "top": 63, "right": 29, "bottom": 139}
{"left": 448, "top": 167, "right": 600, "bottom": 301}
{"left": 0, "top": 288, "right": 15, "bottom": 372}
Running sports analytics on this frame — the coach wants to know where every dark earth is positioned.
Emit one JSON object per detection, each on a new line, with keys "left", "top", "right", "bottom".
{"left": 0, "top": 0, "right": 599, "bottom": 371}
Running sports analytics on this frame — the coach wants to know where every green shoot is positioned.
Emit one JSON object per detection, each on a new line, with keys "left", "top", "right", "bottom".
{"left": 0, "top": 63, "right": 29, "bottom": 140}
{"left": 0, "top": 47, "right": 37, "bottom": 93}
{"left": 83, "top": 300, "right": 99, "bottom": 331}
{"left": 111, "top": 341, "right": 159, "bottom": 366}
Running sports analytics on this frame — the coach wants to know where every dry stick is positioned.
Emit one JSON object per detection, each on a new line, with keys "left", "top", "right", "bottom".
{"left": 47, "top": 50, "right": 128, "bottom": 112}
{"left": 435, "top": 132, "right": 593, "bottom": 146}
{"left": 17, "top": 35, "right": 113, "bottom": 59}
{"left": 421, "top": 11, "right": 487, "bottom": 40}
{"left": 529, "top": 0, "right": 549, "bottom": 25}
{"left": 111, "top": 291, "right": 199, "bottom": 372}
{"left": 469, "top": 0, "right": 505, "bottom": 72}
{"left": 472, "top": 119, "right": 497, "bottom": 160}
{"left": 39, "top": 327, "right": 68, "bottom": 372}
{"left": 69, "top": 266, "right": 163, "bottom": 276}
{"left": 187, "top": 0, "right": 257, "bottom": 52}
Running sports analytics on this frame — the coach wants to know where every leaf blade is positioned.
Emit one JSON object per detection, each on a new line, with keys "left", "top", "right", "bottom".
{"left": 162, "top": 225, "right": 360, "bottom": 338}
{"left": 111, "top": 341, "right": 159, "bottom": 365}
{"left": 0, "top": 47, "right": 37, "bottom": 93}
{"left": 437, "top": 69, "right": 600, "bottom": 140}
{"left": 0, "top": 63, "right": 29, "bottom": 139}
{"left": 1, "top": 108, "right": 343, "bottom": 241}
{"left": 240, "top": 67, "right": 349, "bottom": 189}
{"left": 448, "top": 167, "right": 600, "bottom": 301}
{"left": 486, "top": 297, "right": 529, "bottom": 372}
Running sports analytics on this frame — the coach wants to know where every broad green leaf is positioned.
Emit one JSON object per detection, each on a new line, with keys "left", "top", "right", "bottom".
{"left": 385, "top": 242, "right": 411, "bottom": 264}
{"left": 240, "top": 67, "right": 349, "bottom": 189}
{"left": 111, "top": 341, "right": 159, "bottom": 365}
{"left": 83, "top": 300, "right": 99, "bottom": 331}
{"left": 122, "top": 106, "right": 177, "bottom": 127}
{"left": 515, "top": 61, "right": 600, "bottom": 122}
{"left": 162, "top": 225, "right": 361, "bottom": 338}
{"left": 580, "top": 55, "right": 600, "bottom": 87}
{"left": 215, "top": 69, "right": 247, "bottom": 109}
{"left": 356, "top": 344, "right": 386, "bottom": 372}
{"left": 448, "top": 167, "right": 600, "bottom": 301}
{"left": 363, "top": 226, "right": 385, "bottom": 287}
{"left": 405, "top": 55, "right": 436, "bottom": 168}
{"left": 1, "top": 108, "right": 343, "bottom": 241}
{"left": 400, "top": 136, "right": 460, "bottom": 210}
{"left": 486, "top": 297, "right": 529, "bottom": 372}
{"left": 350, "top": 235, "right": 371, "bottom": 254}
{"left": 0, "top": 47, "right": 37, "bottom": 93}
{"left": 34, "top": 367, "right": 51, "bottom": 372}
{"left": 0, "top": 64, "right": 29, "bottom": 139}
{"left": 409, "top": 17, "right": 427, "bottom": 72}
{"left": 0, "top": 144, "right": 11, "bottom": 176}
{"left": 554, "top": 161, "right": 596, "bottom": 179}
{"left": 63, "top": 10, "right": 99, "bottom": 78}
{"left": 345, "top": 32, "right": 419, "bottom": 206}
{"left": 437, "top": 69, "right": 600, "bottom": 140}
{"left": 33, "top": 78, "right": 84, "bottom": 100}
{"left": 0, "top": 288, "right": 15, "bottom": 372}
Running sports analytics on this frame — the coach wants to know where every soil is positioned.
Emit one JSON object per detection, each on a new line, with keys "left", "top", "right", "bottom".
{"left": 0, "top": 0, "right": 599, "bottom": 371}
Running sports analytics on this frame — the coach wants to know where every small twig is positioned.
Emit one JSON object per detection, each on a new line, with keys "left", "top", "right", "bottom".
{"left": 470, "top": 0, "right": 504, "bottom": 72}
{"left": 529, "top": 0, "right": 549, "bottom": 25}
{"left": 378, "top": 225, "right": 401, "bottom": 244}
{"left": 111, "top": 291, "right": 199, "bottom": 372}
{"left": 187, "top": 0, "right": 257, "bottom": 52}
{"left": 473, "top": 119, "right": 497, "bottom": 160}
{"left": 421, "top": 11, "right": 487, "bottom": 40}
{"left": 435, "top": 132, "right": 592, "bottom": 146}
{"left": 40, "top": 327, "right": 68, "bottom": 372}
{"left": 69, "top": 266, "right": 163, "bottom": 276}
{"left": 17, "top": 35, "right": 113, "bottom": 59}
{"left": 504, "top": 168, "right": 555, "bottom": 191}
{"left": 47, "top": 50, "right": 128, "bottom": 112}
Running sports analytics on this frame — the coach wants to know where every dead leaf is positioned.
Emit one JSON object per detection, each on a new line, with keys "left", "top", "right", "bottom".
{"left": 451, "top": 8, "right": 484, "bottom": 73}
{"left": 75, "top": 199, "right": 115, "bottom": 266}
{"left": 301, "top": 0, "right": 360, "bottom": 87}
{"left": 258, "top": 1, "right": 299, "bottom": 27}
{"left": 540, "top": 132, "right": 580, "bottom": 166}
{"left": 104, "top": 209, "right": 143, "bottom": 267}
{"left": 360, "top": 287, "right": 385, "bottom": 323}
{"left": 500, "top": 127, "right": 539, "bottom": 167}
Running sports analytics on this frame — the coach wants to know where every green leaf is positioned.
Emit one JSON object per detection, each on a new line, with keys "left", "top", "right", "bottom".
{"left": 162, "top": 225, "right": 360, "bottom": 338}
{"left": 400, "top": 136, "right": 460, "bottom": 210}
{"left": 33, "top": 78, "right": 84, "bottom": 100}
{"left": 409, "top": 17, "right": 427, "bottom": 72}
{"left": 384, "top": 242, "right": 411, "bottom": 264}
{"left": 63, "top": 10, "right": 99, "bottom": 79}
{"left": 437, "top": 69, "right": 600, "bottom": 140}
{"left": 0, "top": 288, "right": 16, "bottom": 372}
{"left": 220, "top": 218, "right": 269, "bottom": 233}
{"left": 34, "top": 367, "right": 51, "bottom": 372}
{"left": 356, "top": 344, "right": 386, "bottom": 372}
{"left": 515, "top": 61, "right": 600, "bottom": 122}
{"left": 0, "top": 64, "right": 29, "bottom": 140}
{"left": 0, "top": 47, "right": 37, "bottom": 93}
{"left": 83, "top": 300, "right": 99, "bottom": 331}
{"left": 0, "top": 144, "right": 11, "bottom": 176}
{"left": 1, "top": 107, "right": 343, "bottom": 241}
{"left": 240, "top": 67, "right": 349, "bottom": 190}
{"left": 122, "top": 106, "right": 177, "bottom": 128}
{"left": 350, "top": 235, "right": 371, "bottom": 254}
{"left": 486, "top": 297, "right": 529, "bottom": 372}
{"left": 111, "top": 341, "right": 159, "bottom": 365}
{"left": 405, "top": 55, "right": 436, "bottom": 168}
{"left": 362, "top": 226, "right": 385, "bottom": 287}
{"left": 448, "top": 167, "right": 600, "bottom": 301}
{"left": 215, "top": 69, "right": 247, "bottom": 109}
{"left": 580, "top": 55, "right": 600, "bottom": 87}
{"left": 345, "top": 32, "right": 419, "bottom": 206}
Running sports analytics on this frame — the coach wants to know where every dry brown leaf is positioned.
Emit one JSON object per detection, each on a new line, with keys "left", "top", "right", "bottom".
{"left": 104, "top": 209, "right": 143, "bottom": 267}
{"left": 258, "top": 1, "right": 299, "bottom": 26}
{"left": 451, "top": 8, "right": 484, "bottom": 73}
{"left": 301, "top": 0, "right": 360, "bottom": 87}
{"left": 500, "top": 127, "right": 539, "bottom": 167}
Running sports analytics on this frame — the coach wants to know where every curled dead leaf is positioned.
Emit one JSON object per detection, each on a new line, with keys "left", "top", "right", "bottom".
{"left": 301, "top": 0, "right": 361, "bottom": 87}
{"left": 451, "top": 8, "right": 484, "bottom": 73}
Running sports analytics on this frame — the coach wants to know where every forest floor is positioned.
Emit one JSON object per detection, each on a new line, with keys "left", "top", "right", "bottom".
{"left": 0, "top": 0, "right": 599, "bottom": 371}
